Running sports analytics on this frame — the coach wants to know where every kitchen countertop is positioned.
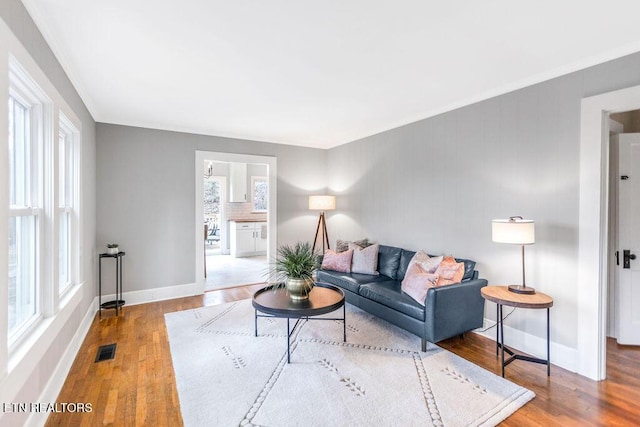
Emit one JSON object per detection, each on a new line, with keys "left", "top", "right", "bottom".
{"left": 229, "top": 219, "right": 267, "bottom": 223}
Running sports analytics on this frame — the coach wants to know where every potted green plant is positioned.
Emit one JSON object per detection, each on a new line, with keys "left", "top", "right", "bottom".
{"left": 107, "top": 243, "right": 119, "bottom": 255}
{"left": 265, "top": 241, "right": 317, "bottom": 301}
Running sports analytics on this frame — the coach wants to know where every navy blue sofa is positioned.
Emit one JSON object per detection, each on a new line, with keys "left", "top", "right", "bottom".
{"left": 316, "top": 245, "right": 488, "bottom": 351}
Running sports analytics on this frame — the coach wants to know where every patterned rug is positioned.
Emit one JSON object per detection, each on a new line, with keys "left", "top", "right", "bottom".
{"left": 165, "top": 299, "right": 534, "bottom": 426}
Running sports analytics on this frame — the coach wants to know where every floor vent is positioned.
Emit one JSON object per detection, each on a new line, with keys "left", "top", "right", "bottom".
{"left": 95, "top": 343, "right": 117, "bottom": 362}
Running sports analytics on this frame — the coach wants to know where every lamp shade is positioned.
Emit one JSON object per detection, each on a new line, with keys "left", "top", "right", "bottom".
{"left": 309, "top": 195, "right": 336, "bottom": 211}
{"left": 492, "top": 218, "right": 535, "bottom": 245}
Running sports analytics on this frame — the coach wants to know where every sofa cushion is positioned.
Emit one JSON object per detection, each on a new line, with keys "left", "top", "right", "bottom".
{"left": 349, "top": 243, "right": 379, "bottom": 275}
{"left": 397, "top": 249, "right": 416, "bottom": 281}
{"left": 359, "top": 281, "right": 425, "bottom": 321}
{"left": 377, "top": 245, "right": 402, "bottom": 280}
{"left": 316, "top": 270, "right": 390, "bottom": 294}
{"left": 321, "top": 249, "right": 353, "bottom": 273}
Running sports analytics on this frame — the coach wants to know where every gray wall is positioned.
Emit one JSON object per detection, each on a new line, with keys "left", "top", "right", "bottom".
{"left": 0, "top": 0, "right": 96, "bottom": 424}
{"left": 96, "top": 124, "right": 327, "bottom": 291}
{"left": 327, "top": 51, "right": 640, "bottom": 355}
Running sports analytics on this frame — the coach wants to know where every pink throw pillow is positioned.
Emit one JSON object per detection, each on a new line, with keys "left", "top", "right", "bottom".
{"left": 401, "top": 263, "right": 438, "bottom": 306}
{"left": 435, "top": 256, "right": 465, "bottom": 286}
{"left": 407, "top": 250, "right": 443, "bottom": 274}
{"left": 321, "top": 249, "right": 353, "bottom": 273}
{"left": 349, "top": 243, "right": 379, "bottom": 275}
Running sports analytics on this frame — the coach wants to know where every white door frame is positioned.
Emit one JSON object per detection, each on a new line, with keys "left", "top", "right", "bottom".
{"left": 194, "top": 151, "right": 277, "bottom": 293}
{"left": 579, "top": 84, "right": 640, "bottom": 380}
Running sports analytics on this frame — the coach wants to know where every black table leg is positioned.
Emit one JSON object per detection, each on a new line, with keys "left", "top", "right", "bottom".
{"left": 254, "top": 310, "right": 258, "bottom": 337}
{"left": 500, "top": 304, "right": 505, "bottom": 377}
{"left": 98, "top": 257, "right": 102, "bottom": 318}
{"left": 287, "top": 318, "right": 291, "bottom": 363}
{"left": 115, "top": 256, "right": 120, "bottom": 316}
{"left": 496, "top": 303, "right": 499, "bottom": 355}
{"left": 547, "top": 307, "right": 551, "bottom": 376}
{"left": 119, "top": 254, "right": 123, "bottom": 315}
{"left": 343, "top": 304, "right": 346, "bottom": 342}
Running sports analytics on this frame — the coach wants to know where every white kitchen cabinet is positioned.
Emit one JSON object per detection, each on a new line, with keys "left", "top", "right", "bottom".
{"left": 230, "top": 221, "right": 267, "bottom": 257}
{"left": 255, "top": 224, "right": 268, "bottom": 253}
{"left": 229, "top": 162, "right": 247, "bottom": 202}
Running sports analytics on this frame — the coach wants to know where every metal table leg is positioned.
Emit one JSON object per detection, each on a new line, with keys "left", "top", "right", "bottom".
{"left": 99, "top": 257, "right": 102, "bottom": 318}
{"left": 499, "top": 303, "right": 550, "bottom": 377}
{"left": 287, "top": 318, "right": 291, "bottom": 363}
{"left": 500, "top": 304, "right": 505, "bottom": 377}
{"left": 496, "top": 303, "right": 499, "bottom": 355}
{"left": 547, "top": 307, "right": 551, "bottom": 376}
{"left": 115, "top": 256, "right": 120, "bottom": 316}
{"left": 343, "top": 304, "right": 346, "bottom": 342}
{"left": 118, "top": 254, "right": 123, "bottom": 315}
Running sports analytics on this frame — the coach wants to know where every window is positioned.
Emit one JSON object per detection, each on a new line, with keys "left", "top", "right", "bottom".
{"left": 5, "top": 56, "right": 82, "bottom": 350}
{"left": 2, "top": 34, "right": 85, "bottom": 387}
{"left": 58, "top": 113, "right": 77, "bottom": 295}
{"left": 7, "top": 67, "right": 45, "bottom": 343}
{"left": 251, "top": 176, "right": 268, "bottom": 212}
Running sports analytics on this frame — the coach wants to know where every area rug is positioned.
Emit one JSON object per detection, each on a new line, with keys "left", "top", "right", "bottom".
{"left": 165, "top": 299, "right": 534, "bottom": 427}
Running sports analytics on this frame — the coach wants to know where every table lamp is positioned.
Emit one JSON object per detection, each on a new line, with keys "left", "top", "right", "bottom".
{"left": 492, "top": 216, "right": 536, "bottom": 294}
{"left": 309, "top": 195, "right": 336, "bottom": 254}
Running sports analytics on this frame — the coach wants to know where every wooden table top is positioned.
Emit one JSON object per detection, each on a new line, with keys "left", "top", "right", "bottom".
{"left": 481, "top": 285, "right": 553, "bottom": 309}
{"left": 252, "top": 283, "right": 345, "bottom": 317}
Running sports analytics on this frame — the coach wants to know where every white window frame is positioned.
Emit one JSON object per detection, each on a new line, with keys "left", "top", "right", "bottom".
{"left": 7, "top": 58, "right": 51, "bottom": 347}
{"left": 57, "top": 112, "right": 78, "bottom": 298}
{"left": 251, "top": 176, "right": 268, "bottom": 213}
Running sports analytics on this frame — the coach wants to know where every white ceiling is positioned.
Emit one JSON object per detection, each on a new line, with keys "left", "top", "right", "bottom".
{"left": 20, "top": 0, "right": 640, "bottom": 149}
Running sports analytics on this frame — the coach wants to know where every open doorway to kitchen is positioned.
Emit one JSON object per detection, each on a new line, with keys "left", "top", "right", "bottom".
{"left": 196, "top": 151, "right": 277, "bottom": 293}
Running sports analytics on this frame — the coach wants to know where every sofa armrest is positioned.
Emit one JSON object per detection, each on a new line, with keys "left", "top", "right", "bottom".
{"left": 423, "top": 278, "right": 488, "bottom": 343}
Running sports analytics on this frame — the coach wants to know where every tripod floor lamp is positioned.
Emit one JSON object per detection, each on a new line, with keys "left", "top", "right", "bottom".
{"left": 309, "top": 195, "right": 336, "bottom": 254}
{"left": 492, "top": 216, "right": 536, "bottom": 294}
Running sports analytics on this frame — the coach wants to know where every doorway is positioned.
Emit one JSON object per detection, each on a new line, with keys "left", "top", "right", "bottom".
{"left": 195, "top": 151, "right": 277, "bottom": 293}
{"left": 607, "top": 111, "right": 640, "bottom": 346}
{"left": 202, "top": 161, "right": 267, "bottom": 290}
{"left": 579, "top": 84, "right": 640, "bottom": 380}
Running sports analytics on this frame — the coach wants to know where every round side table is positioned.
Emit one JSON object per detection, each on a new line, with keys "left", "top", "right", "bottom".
{"left": 481, "top": 285, "right": 553, "bottom": 377}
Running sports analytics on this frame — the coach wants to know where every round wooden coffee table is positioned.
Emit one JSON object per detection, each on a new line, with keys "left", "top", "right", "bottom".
{"left": 252, "top": 282, "right": 346, "bottom": 363}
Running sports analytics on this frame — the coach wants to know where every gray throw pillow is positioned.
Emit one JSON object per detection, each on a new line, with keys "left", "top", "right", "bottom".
{"left": 336, "top": 238, "right": 370, "bottom": 253}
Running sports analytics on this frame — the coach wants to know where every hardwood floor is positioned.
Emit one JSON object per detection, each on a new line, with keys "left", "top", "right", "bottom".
{"left": 47, "top": 285, "right": 640, "bottom": 426}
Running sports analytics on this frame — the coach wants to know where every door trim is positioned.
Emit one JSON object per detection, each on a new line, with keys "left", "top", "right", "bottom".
{"left": 579, "top": 84, "right": 640, "bottom": 380}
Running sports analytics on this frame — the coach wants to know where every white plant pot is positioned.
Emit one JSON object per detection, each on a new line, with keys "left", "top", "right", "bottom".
{"left": 107, "top": 247, "right": 119, "bottom": 255}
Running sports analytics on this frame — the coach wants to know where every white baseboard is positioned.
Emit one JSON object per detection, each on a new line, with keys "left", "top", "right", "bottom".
{"left": 99, "top": 282, "right": 201, "bottom": 307}
{"left": 475, "top": 318, "right": 578, "bottom": 374}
